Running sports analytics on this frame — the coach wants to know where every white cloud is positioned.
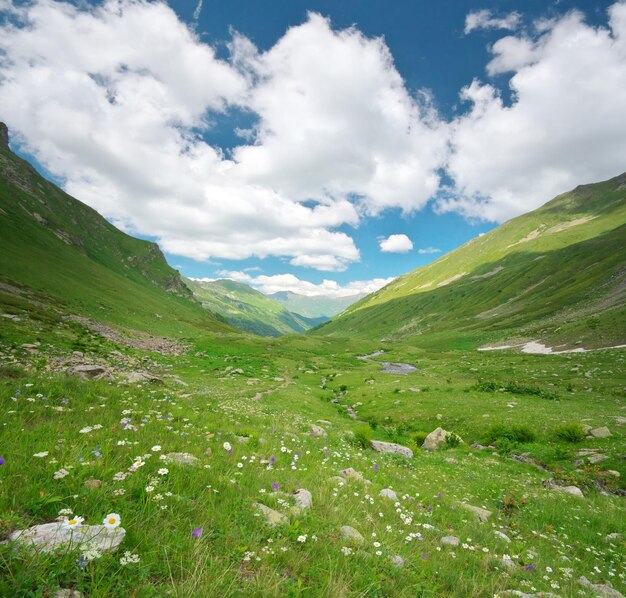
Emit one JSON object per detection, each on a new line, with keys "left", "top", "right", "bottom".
{"left": 379, "top": 234, "right": 413, "bottom": 253}
{"left": 0, "top": 2, "right": 446, "bottom": 272}
{"left": 464, "top": 9, "right": 521, "bottom": 34}
{"left": 444, "top": 3, "right": 626, "bottom": 222}
{"left": 417, "top": 246, "right": 441, "bottom": 254}
{"left": 213, "top": 271, "right": 394, "bottom": 298}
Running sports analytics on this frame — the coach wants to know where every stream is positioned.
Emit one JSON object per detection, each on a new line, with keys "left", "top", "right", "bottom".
{"left": 357, "top": 351, "right": 417, "bottom": 374}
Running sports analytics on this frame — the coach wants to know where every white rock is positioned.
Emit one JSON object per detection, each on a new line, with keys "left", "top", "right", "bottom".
{"left": 590, "top": 426, "right": 612, "bottom": 438}
{"left": 340, "top": 525, "right": 364, "bottom": 544}
{"left": 370, "top": 440, "right": 413, "bottom": 458}
{"left": 164, "top": 453, "right": 198, "bottom": 466}
{"left": 310, "top": 424, "right": 327, "bottom": 438}
{"left": 494, "top": 531, "right": 511, "bottom": 543}
{"left": 254, "top": 503, "right": 287, "bottom": 527}
{"left": 440, "top": 536, "right": 460, "bottom": 547}
{"left": 10, "top": 522, "right": 125, "bottom": 553}
{"left": 293, "top": 489, "right": 313, "bottom": 510}
{"left": 421, "top": 427, "right": 462, "bottom": 451}
{"left": 389, "top": 554, "right": 404, "bottom": 568}
{"left": 588, "top": 453, "right": 608, "bottom": 464}
{"left": 379, "top": 488, "right": 398, "bottom": 500}
{"left": 555, "top": 485, "right": 584, "bottom": 498}
{"left": 55, "top": 590, "right": 83, "bottom": 598}
{"left": 459, "top": 503, "right": 492, "bottom": 522}
{"left": 579, "top": 575, "right": 624, "bottom": 597}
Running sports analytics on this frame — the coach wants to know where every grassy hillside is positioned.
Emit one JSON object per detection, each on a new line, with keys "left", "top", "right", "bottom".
{"left": 0, "top": 139, "right": 230, "bottom": 338}
{"left": 317, "top": 173, "right": 626, "bottom": 349}
{"left": 269, "top": 290, "right": 363, "bottom": 318}
{"left": 187, "top": 278, "right": 326, "bottom": 336}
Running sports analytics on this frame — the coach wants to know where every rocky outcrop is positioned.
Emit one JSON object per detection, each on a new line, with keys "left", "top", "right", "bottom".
{"left": 421, "top": 427, "right": 462, "bottom": 451}
{"left": 0, "top": 122, "right": 8, "bottom": 151}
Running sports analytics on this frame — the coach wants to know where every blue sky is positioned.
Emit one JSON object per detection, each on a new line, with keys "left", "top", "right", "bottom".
{"left": 1, "top": 0, "right": 623, "bottom": 297}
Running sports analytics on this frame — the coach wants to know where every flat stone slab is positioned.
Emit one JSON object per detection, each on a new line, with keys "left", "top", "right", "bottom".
{"left": 10, "top": 522, "right": 125, "bottom": 553}
{"left": 370, "top": 440, "right": 413, "bottom": 458}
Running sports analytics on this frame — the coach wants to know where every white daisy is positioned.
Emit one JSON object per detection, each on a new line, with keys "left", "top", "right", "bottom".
{"left": 103, "top": 513, "right": 121, "bottom": 529}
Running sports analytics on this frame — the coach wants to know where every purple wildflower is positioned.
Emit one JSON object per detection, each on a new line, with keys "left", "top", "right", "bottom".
{"left": 372, "top": 464, "right": 379, "bottom": 472}
{"left": 525, "top": 563, "right": 536, "bottom": 572}
{"left": 192, "top": 527, "right": 203, "bottom": 539}
{"left": 270, "top": 456, "right": 276, "bottom": 463}
{"left": 0, "top": 457, "right": 4, "bottom": 465}
{"left": 421, "top": 553, "right": 429, "bottom": 559}
{"left": 271, "top": 483, "right": 279, "bottom": 491}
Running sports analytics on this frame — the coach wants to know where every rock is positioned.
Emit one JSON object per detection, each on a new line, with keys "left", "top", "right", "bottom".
{"left": 234, "top": 435, "right": 250, "bottom": 444}
{"left": 459, "top": 503, "right": 492, "bottom": 522}
{"left": 230, "top": 368, "right": 244, "bottom": 376}
{"left": 317, "top": 420, "right": 332, "bottom": 426}
{"left": 444, "top": 457, "right": 458, "bottom": 464}
{"left": 310, "top": 424, "right": 327, "bottom": 438}
{"left": 557, "top": 486, "right": 585, "bottom": 498}
{"left": 68, "top": 365, "right": 108, "bottom": 378}
{"left": 440, "top": 535, "right": 460, "bottom": 546}
{"left": 83, "top": 479, "right": 102, "bottom": 490}
{"left": 341, "top": 468, "right": 365, "bottom": 482}
{"left": 370, "top": 440, "right": 413, "bottom": 458}
{"left": 579, "top": 575, "right": 625, "bottom": 597}
{"left": 379, "top": 488, "right": 398, "bottom": 500}
{"left": 255, "top": 503, "right": 287, "bottom": 526}
{"left": 123, "top": 371, "right": 162, "bottom": 384}
{"left": 472, "top": 443, "right": 487, "bottom": 450}
{"left": 293, "top": 489, "right": 313, "bottom": 510}
{"left": 582, "top": 424, "right": 593, "bottom": 434}
{"left": 501, "top": 556, "right": 516, "bottom": 569}
{"left": 604, "top": 470, "right": 620, "bottom": 478}
{"left": 576, "top": 448, "right": 599, "bottom": 456}
{"left": 494, "top": 531, "right": 511, "bottom": 543}
{"left": 21, "top": 343, "right": 39, "bottom": 351}
{"left": 590, "top": 426, "right": 612, "bottom": 438}
{"left": 164, "top": 453, "right": 198, "bottom": 466}
{"left": 340, "top": 525, "right": 364, "bottom": 544}
{"left": 605, "top": 533, "right": 622, "bottom": 542}
{"left": 10, "top": 522, "right": 125, "bottom": 553}
{"left": 588, "top": 453, "right": 608, "bottom": 464}
{"left": 55, "top": 590, "right": 83, "bottom": 598}
{"left": 436, "top": 413, "right": 443, "bottom": 420}
{"left": 389, "top": 554, "right": 404, "bottom": 568}
{"left": 0, "top": 121, "right": 9, "bottom": 150}
{"left": 421, "top": 427, "right": 462, "bottom": 451}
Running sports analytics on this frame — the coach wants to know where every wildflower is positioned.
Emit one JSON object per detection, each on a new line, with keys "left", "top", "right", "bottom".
{"left": 375, "top": 550, "right": 382, "bottom": 556}
{"left": 53, "top": 468, "right": 69, "bottom": 480}
{"left": 237, "top": 462, "right": 243, "bottom": 468}
{"left": 192, "top": 527, "right": 203, "bottom": 539}
{"left": 297, "top": 535, "right": 307, "bottom": 543}
{"left": 113, "top": 488, "right": 126, "bottom": 496}
{"left": 82, "top": 548, "right": 102, "bottom": 561}
{"left": 271, "top": 483, "right": 279, "bottom": 491}
{"left": 103, "top": 513, "right": 121, "bottom": 529}
{"left": 525, "top": 563, "right": 537, "bottom": 572}
{"left": 341, "top": 546, "right": 353, "bottom": 556}
{"left": 145, "top": 485, "right": 155, "bottom": 493}
{"left": 223, "top": 442, "right": 232, "bottom": 452}
{"left": 120, "top": 551, "right": 140, "bottom": 565}
{"left": 33, "top": 451, "right": 49, "bottom": 458}
{"left": 58, "top": 508, "right": 73, "bottom": 516}
{"left": 0, "top": 457, "right": 4, "bottom": 465}
{"left": 151, "top": 445, "right": 161, "bottom": 452}
{"left": 64, "top": 516, "right": 84, "bottom": 529}
{"left": 158, "top": 468, "right": 169, "bottom": 475}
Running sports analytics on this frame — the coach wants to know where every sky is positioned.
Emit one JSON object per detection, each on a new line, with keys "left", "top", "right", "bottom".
{"left": 1, "top": 0, "right": 624, "bottom": 298}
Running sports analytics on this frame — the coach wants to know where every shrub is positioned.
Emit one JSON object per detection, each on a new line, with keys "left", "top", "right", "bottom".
{"left": 554, "top": 422, "right": 586, "bottom": 443}
{"left": 354, "top": 426, "right": 373, "bottom": 449}
{"left": 412, "top": 431, "right": 429, "bottom": 447}
{"left": 444, "top": 433, "right": 461, "bottom": 449}
{"left": 483, "top": 424, "right": 536, "bottom": 445}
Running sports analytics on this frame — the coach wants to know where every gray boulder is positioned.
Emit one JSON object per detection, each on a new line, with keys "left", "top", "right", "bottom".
{"left": 459, "top": 503, "right": 492, "bottom": 522}
{"left": 421, "top": 427, "right": 462, "bottom": 451}
{"left": 293, "top": 489, "right": 313, "bottom": 510}
{"left": 440, "top": 535, "right": 460, "bottom": 547}
{"left": 590, "top": 426, "right": 612, "bottom": 438}
{"left": 370, "top": 440, "right": 413, "bottom": 458}
{"left": 340, "top": 525, "right": 364, "bottom": 544}
{"left": 379, "top": 488, "right": 398, "bottom": 500}
{"left": 255, "top": 503, "right": 287, "bottom": 527}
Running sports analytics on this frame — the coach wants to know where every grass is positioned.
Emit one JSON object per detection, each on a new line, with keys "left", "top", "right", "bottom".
{"left": 0, "top": 307, "right": 624, "bottom": 596}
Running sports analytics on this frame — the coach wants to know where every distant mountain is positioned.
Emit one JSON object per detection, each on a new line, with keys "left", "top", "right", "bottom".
{"left": 317, "top": 172, "right": 626, "bottom": 350}
{"left": 186, "top": 279, "right": 327, "bottom": 337}
{"left": 0, "top": 123, "right": 230, "bottom": 338}
{"left": 267, "top": 290, "right": 364, "bottom": 318}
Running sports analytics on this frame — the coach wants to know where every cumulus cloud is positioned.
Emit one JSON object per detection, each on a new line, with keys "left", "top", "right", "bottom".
{"left": 464, "top": 9, "right": 521, "bottom": 34}
{"left": 417, "top": 246, "right": 441, "bottom": 254}
{"left": 379, "top": 234, "right": 413, "bottom": 253}
{"left": 0, "top": 1, "right": 446, "bottom": 272}
{"left": 444, "top": 2, "right": 626, "bottom": 221}
{"left": 209, "top": 272, "right": 395, "bottom": 298}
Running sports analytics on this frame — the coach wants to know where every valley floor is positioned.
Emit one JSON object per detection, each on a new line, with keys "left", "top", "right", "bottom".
{"left": 0, "top": 311, "right": 624, "bottom": 597}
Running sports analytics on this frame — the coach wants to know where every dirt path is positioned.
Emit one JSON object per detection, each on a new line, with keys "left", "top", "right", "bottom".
{"left": 250, "top": 373, "right": 291, "bottom": 400}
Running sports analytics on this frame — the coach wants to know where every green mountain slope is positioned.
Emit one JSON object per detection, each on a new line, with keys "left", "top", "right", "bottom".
{"left": 186, "top": 278, "right": 326, "bottom": 336}
{"left": 0, "top": 126, "right": 230, "bottom": 338}
{"left": 268, "top": 290, "right": 363, "bottom": 318}
{"left": 317, "top": 172, "right": 626, "bottom": 349}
